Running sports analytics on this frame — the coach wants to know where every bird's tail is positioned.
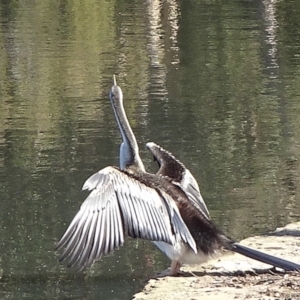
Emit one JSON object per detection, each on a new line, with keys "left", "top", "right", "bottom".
{"left": 231, "top": 242, "right": 300, "bottom": 271}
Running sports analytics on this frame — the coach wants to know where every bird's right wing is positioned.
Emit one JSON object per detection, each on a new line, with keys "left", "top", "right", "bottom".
{"left": 56, "top": 166, "right": 196, "bottom": 269}
{"left": 146, "top": 141, "right": 210, "bottom": 220}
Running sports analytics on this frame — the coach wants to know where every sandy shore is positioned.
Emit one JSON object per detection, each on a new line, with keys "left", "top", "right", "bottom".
{"left": 132, "top": 222, "right": 300, "bottom": 300}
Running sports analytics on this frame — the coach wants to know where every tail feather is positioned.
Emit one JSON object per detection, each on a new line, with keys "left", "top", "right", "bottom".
{"left": 231, "top": 243, "right": 300, "bottom": 271}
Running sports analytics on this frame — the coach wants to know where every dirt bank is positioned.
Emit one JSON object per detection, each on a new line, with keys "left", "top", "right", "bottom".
{"left": 133, "top": 222, "right": 300, "bottom": 300}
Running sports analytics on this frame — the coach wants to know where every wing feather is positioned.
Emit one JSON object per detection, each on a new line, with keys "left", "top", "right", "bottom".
{"left": 58, "top": 211, "right": 86, "bottom": 262}
{"left": 77, "top": 210, "right": 98, "bottom": 268}
{"left": 137, "top": 195, "right": 154, "bottom": 240}
{"left": 95, "top": 204, "right": 107, "bottom": 259}
{"left": 180, "top": 170, "right": 210, "bottom": 220}
{"left": 67, "top": 210, "right": 93, "bottom": 267}
{"left": 86, "top": 213, "right": 101, "bottom": 267}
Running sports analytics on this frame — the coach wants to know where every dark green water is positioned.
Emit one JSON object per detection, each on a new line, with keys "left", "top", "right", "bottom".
{"left": 0, "top": 0, "right": 300, "bottom": 299}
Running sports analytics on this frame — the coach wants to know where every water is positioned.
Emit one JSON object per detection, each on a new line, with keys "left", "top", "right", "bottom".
{"left": 1, "top": 0, "right": 300, "bottom": 299}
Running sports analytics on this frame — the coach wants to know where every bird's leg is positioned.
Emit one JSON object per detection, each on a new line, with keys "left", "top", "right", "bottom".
{"left": 169, "top": 260, "right": 182, "bottom": 275}
{"left": 155, "top": 260, "right": 183, "bottom": 277}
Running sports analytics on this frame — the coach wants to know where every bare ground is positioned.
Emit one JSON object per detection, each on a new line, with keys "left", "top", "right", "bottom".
{"left": 132, "top": 222, "right": 300, "bottom": 300}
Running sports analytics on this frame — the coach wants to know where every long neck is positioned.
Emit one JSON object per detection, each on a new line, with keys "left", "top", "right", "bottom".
{"left": 109, "top": 85, "right": 145, "bottom": 172}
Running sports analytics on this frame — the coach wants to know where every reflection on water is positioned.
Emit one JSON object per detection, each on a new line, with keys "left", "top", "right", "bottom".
{"left": 1, "top": 0, "right": 300, "bottom": 299}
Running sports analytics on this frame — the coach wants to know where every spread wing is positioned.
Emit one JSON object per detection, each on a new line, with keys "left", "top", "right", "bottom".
{"left": 56, "top": 166, "right": 196, "bottom": 269}
{"left": 146, "top": 142, "right": 210, "bottom": 220}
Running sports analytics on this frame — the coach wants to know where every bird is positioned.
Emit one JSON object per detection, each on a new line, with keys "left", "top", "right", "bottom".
{"left": 55, "top": 76, "right": 197, "bottom": 270}
{"left": 56, "top": 77, "right": 300, "bottom": 275}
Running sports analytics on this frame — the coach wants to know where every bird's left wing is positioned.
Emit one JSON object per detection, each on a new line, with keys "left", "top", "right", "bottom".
{"left": 56, "top": 166, "right": 196, "bottom": 269}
